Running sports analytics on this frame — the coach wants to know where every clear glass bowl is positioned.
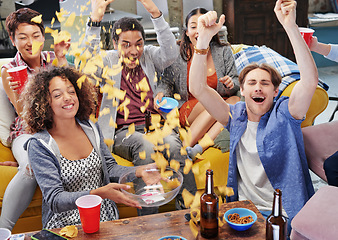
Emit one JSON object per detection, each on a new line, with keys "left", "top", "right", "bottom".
{"left": 118, "top": 166, "right": 183, "bottom": 207}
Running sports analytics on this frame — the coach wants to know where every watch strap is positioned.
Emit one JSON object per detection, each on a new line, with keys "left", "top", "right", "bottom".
{"left": 87, "top": 17, "right": 101, "bottom": 27}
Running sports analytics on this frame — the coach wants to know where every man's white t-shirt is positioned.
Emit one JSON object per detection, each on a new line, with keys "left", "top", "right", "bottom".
{"left": 236, "top": 120, "right": 287, "bottom": 216}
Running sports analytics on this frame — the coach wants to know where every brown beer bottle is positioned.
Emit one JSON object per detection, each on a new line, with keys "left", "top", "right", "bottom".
{"left": 266, "top": 189, "right": 287, "bottom": 240}
{"left": 144, "top": 110, "right": 151, "bottom": 133}
{"left": 200, "top": 169, "right": 219, "bottom": 239}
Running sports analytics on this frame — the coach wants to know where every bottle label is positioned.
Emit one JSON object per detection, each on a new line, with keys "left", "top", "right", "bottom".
{"left": 272, "top": 225, "right": 280, "bottom": 240}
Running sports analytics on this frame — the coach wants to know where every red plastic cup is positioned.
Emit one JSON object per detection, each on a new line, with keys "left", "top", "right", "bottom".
{"left": 7, "top": 66, "right": 28, "bottom": 94}
{"left": 299, "top": 27, "right": 315, "bottom": 48}
{"left": 75, "top": 195, "right": 102, "bottom": 233}
{"left": 0, "top": 228, "right": 11, "bottom": 240}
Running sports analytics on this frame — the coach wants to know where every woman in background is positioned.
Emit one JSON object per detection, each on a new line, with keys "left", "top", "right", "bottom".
{"left": 158, "top": 8, "right": 240, "bottom": 160}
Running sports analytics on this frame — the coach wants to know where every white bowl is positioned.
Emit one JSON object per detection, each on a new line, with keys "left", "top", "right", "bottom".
{"left": 118, "top": 167, "right": 183, "bottom": 207}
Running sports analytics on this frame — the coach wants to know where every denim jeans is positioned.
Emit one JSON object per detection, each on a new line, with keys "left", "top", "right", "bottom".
{"left": 113, "top": 124, "right": 197, "bottom": 215}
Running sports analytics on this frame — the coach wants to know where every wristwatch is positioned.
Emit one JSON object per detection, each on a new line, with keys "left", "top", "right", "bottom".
{"left": 87, "top": 17, "right": 101, "bottom": 27}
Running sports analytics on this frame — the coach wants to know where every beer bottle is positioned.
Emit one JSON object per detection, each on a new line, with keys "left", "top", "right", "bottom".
{"left": 266, "top": 189, "right": 287, "bottom": 240}
{"left": 200, "top": 169, "right": 219, "bottom": 238}
{"left": 144, "top": 110, "right": 151, "bottom": 133}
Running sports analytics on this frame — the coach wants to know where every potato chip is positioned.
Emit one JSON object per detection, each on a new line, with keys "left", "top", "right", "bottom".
{"left": 182, "top": 188, "right": 194, "bottom": 208}
{"left": 52, "top": 58, "right": 58, "bottom": 66}
{"left": 59, "top": 225, "right": 78, "bottom": 238}
{"left": 89, "top": 114, "right": 98, "bottom": 123}
{"left": 217, "top": 185, "right": 234, "bottom": 197}
{"left": 99, "top": 107, "right": 110, "bottom": 117}
{"left": 138, "top": 77, "right": 150, "bottom": 92}
{"left": 76, "top": 75, "right": 87, "bottom": 89}
{"left": 126, "top": 123, "right": 135, "bottom": 137}
{"left": 173, "top": 93, "right": 181, "bottom": 100}
{"left": 109, "top": 117, "right": 117, "bottom": 128}
{"left": 64, "top": 12, "right": 76, "bottom": 27}
{"left": 161, "top": 170, "right": 173, "bottom": 179}
{"left": 167, "top": 178, "right": 180, "bottom": 189}
{"left": 104, "top": 138, "right": 114, "bottom": 147}
{"left": 139, "top": 150, "right": 146, "bottom": 160}
{"left": 183, "top": 159, "right": 192, "bottom": 174}
{"left": 116, "top": 28, "right": 122, "bottom": 35}
{"left": 51, "top": 17, "right": 55, "bottom": 26}
{"left": 198, "top": 133, "right": 214, "bottom": 149}
{"left": 31, "top": 14, "right": 42, "bottom": 23}
{"left": 32, "top": 40, "right": 43, "bottom": 56}
{"left": 169, "top": 160, "right": 180, "bottom": 172}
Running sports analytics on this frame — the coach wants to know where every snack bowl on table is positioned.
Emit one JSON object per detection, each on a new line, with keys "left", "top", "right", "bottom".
{"left": 118, "top": 166, "right": 183, "bottom": 207}
{"left": 156, "top": 97, "right": 179, "bottom": 113}
{"left": 224, "top": 207, "right": 257, "bottom": 231}
{"left": 158, "top": 236, "right": 187, "bottom": 240}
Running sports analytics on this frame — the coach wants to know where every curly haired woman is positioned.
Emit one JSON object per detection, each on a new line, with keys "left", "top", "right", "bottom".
{"left": 22, "top": 66, "right": 160, "bottom": 229}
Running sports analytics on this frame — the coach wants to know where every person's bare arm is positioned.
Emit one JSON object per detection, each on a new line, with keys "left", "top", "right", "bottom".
{"left": 1, "top": 68, "right": 23, "bottom": 116}
{"left": 309, "top": 36, "right": 331, "bottom": 56}
{"left": 189, "top": 11, "right": 230, "bottom": 126}
{"left": 274, "top": 0, "right": 318, "bottom": 120}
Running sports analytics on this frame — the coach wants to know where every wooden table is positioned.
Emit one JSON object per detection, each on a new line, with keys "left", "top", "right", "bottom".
{"left": 24, "top": 200, "right": 266, "bottom": 239}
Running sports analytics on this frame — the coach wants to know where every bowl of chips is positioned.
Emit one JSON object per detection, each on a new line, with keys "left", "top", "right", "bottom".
{"left": 156, "top": 97, "right": 179, "bottom": 113}
{"left": 224, "top": 208, "right": 257, "bottom": 231}
{"left": 118, "top": 166, "right": 183, "bottom": 207}
{"left": 158, "top": 236, "right": 187, "bottom": 240}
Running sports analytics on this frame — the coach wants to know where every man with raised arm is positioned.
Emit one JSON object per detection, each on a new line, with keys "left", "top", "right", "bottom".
{"left": 189, "top": 0, "right": 317, "bottom": 233}
{"left": 84, "top": 0, "right": 197, "bottom": 216}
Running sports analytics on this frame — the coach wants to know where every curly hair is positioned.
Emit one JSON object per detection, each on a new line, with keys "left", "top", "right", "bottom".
{"left": 6, "top": 8, "right": 45, "bottom": 40}
{"left": 238, "top": 63, "right": 282, "bottom": 90}
{"left": 179, "top": 8, "right": 228, "bottom": 62}
{"left": 22, "top": 66, "right": 96, "bottom": 133}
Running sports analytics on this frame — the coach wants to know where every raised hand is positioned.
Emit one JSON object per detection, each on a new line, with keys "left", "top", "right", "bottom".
{"left": 91, "top": 0, "right": 115, "bottom": 22}
{"left": 137, "top": 0, "right": 161, "bottom": 18}
{"left": 274, "top": 0, "right": 297, "bottom": 28}
{"left": 196, "top": 11, "right": 225, "bottom": 49}
{"left": 219, "top": 75, "right": 234, "bottom": 89}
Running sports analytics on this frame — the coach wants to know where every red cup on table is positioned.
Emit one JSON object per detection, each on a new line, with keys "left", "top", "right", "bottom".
{"left": 299, "top": 27, "right": 315, "bottom": 48}
{"left": 7, "top": 66, "right": 28, "bottom": 94}
{"left": 75, "top": 195, "right": 102, "bottom": 234}
{"left": 0, "top": 228, "right": 11, "bottom": 240}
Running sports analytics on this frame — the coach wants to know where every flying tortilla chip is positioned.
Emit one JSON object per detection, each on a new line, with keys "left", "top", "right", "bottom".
{"left": 182, "top": 188, "right": 194, "bottom": 208}
{"left": 99, "top": 107, "right": 110, "bottom": 117}
{"left": 116, "top": 28, "right": 122, "bottom": 35}
{"left": 139, "top": 150, "right": 146, "bottom": 160}
{"left": 76, "top": 75, "right": 87, "bottom": 89}
{"left": 138, "top": 77, "right": 150, "bottom": 92}
{"left": 126, "top": 123, "right": 135, "bottom": 138}
{"left": 167, "top": 178, "right": 180, "bottom": 189}
{"left": 198, "top": 133, "right": 214, "bottom": 149}
{"left": 183, "top": 159, "right": 192, "bottom": 174}
{"left": 169, "top": 160, "right": 180, "bottom": 172}
{"left": 64, "top": 12, "right": 76, "bottom": 27}
{"left": 174, "top": 93, "right": 181, "bottom": 100}
{"left": 104, "top": 138, "right": 114, "bottom": 147}
{"left": 32, "top": 40, "right": 43, "bottom": 56}
{"left": 31, "top": 14, "right": 42, "bottom": 23}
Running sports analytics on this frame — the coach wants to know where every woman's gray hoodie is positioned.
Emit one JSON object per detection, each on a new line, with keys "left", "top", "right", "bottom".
{"left": 25, "top": 120, "right": 134, "bottom": 227}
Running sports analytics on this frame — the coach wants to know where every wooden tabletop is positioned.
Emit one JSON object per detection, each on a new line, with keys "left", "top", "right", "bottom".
{"left": 24, "top": 200, "right": 266, "bottom": 240}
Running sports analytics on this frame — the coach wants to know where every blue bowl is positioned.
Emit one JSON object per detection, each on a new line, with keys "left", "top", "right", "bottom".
{"left": 156, "top": 97, "right": 179, "bottom": 113}
{"left": 158, "top": 236, "right": 187, "bottom": 240}
{"left": 224, "top": 207, "right": 257, "bottom": 231}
